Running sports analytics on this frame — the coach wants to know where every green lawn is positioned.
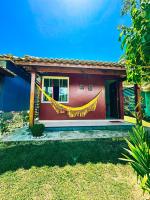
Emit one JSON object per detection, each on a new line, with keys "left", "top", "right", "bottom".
{"left": 0, "top": 139, "right": 149, "bottom": 200}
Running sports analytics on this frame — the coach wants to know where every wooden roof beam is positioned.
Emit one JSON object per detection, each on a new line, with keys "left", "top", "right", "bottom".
{"left": 15, "top": 62, "right": 125, "bottom": 71}
{"left": 22, "top": 66, "right": 126, "bottom": 77}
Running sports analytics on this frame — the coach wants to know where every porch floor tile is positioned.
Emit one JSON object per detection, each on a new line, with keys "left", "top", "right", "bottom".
{"left": 39, "top": 119, "right": 131, "bottom": 128}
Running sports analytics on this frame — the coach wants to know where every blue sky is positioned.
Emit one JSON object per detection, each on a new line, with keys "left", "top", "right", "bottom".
{"left": 0, "top": 0, "right": 130, "bottom": 62}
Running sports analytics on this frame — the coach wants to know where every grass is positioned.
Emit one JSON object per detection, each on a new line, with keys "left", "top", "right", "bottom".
{"left": 0, "top": 139, "right": 149, "bottom": 200}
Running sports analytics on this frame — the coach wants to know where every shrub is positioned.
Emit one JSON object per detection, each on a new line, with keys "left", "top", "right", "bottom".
{"left": 30, "top": 124, "right": 45, "bottom": 137}
{"left": 121, "top": 126, "right": 150, "bottom": 194}
{"left": 10, "top": 113, "right": 23, "bottom": 130}
{"left": 21, "top": 111, "right": 29, "bottom": 123}
{"left": 0, "top": 112, "right": 11, "bottom": 135}
{"left": 0, "top": 119, "right": 9, "bottom": 135}
{"left": 1, "top": 112, "right": 13, "bottom": 121}
{"left": 0, "top": 111, "right": 29, "bottom": 135}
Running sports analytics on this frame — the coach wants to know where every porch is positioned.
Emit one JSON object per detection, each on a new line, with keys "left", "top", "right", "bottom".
{"left": 39, "top": 119, "right": 133, "bottom": 131}
{"left": 1, "top": 120, "right": 134, "bottom": 143}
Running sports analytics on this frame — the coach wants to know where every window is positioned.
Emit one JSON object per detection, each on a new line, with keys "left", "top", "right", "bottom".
{"left": 42, "top": 77, "right": 69, "bottom": 103}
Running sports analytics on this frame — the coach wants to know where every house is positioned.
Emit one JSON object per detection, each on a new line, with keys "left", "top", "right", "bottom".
{"left": 0, "top": 55, "right": 126, "bottom": 126}
{"left": 0, "top": 59, "right": 30, "bottom": 112}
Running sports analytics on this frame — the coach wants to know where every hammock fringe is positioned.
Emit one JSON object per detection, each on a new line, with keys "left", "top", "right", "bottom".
{"left": 36, "top": 84, "right": 101, "bottom": 118}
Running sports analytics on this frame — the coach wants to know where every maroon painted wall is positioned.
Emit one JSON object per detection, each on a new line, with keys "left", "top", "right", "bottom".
{"left": 39, "top": 74, "right": 106, "bottom": 120}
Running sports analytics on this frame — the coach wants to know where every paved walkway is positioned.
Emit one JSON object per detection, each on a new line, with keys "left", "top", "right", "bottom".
{"left": 1, "top": 120, "right": 149, "bottom": 142}
{"left": 1, "top": 126, "right": 130, "bottom": 142}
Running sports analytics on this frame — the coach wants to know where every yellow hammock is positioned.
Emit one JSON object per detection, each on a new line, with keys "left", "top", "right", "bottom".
{"left": 36, "top": 84, "right": 101, "bottom": 118}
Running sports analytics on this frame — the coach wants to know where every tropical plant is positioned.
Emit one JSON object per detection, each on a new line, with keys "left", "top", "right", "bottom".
{"left": 121, "top": 126, "right": 150, "bottom": 193}
{"left": 119, "top": 0, "right": 150, "bottom": 195}
{"left": 119, "top": 0, "right": 150, "bottom": 123}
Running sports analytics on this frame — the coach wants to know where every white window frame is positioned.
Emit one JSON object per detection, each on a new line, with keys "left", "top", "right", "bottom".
{"left": 41, "top": 76, "right": 69, "bottom": 104}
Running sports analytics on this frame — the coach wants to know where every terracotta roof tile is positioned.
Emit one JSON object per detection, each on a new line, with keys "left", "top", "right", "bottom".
{"left": 0, "top": 54, "right": 125, "bottom": 69}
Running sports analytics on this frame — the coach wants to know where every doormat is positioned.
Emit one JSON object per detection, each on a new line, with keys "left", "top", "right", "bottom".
{"left": 109, "top": 121, "right": 123, "bottom": 123}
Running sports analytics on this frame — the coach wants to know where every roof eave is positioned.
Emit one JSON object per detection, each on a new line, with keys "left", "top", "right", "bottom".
{"left": 0, "top": 66, "right": 16, "bottom": 77}
{"left": 15, "top": 61, "right": 126, "bottom": 72}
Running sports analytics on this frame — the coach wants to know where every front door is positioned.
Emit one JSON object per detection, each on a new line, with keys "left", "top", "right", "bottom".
{"left": 109, "top": 82, "right": 120, "bottom": 119}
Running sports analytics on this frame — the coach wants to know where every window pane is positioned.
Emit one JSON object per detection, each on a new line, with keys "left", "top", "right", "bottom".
{"left": 43, "top": 79, "right": 52, "bottom": 101}
{"left": 63, "top": 79, "right": 68, "bottom": 87}
{"left": 59, "top": 87, "right": 68, "bottom": 102}
{"left": 59, "top": 79, "right": 68, "bottom": 102}
{"left": 44, "top": 79, "right": 49, "bottom": 87}
{"left": 53, "top": 79, "right": 59, "bottom": 87}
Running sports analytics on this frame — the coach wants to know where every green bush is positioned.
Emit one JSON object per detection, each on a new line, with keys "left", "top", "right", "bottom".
{"left": 0, "top": 111, "right": 29, "bottom": 135}
{"left": 1, "top": 112, "right": 13, "bottom": 121}
{"left": 21, "top": 111, "right": 29, "bottom": 123}
{"left": 30, "top": 124, "right": 45, "bottom": 137}
{"left": 10, "top": 113, "right": 24, "bottom": 130}
{"left": 13, "top": 113, "right": 23, "bottom": 123}
{"left": 0, "top": 119, "right": 9, "bottom": 135}
{"left": 121, "top": 126, "right": 150, "bottom": 194}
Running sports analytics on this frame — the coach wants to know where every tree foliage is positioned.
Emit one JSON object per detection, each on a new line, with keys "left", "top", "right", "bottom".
{"left": 119, "top": 1, "right": 150, "bottom": 195}
{"left": 119, "top": 0, "right": 150, "bottom": 84}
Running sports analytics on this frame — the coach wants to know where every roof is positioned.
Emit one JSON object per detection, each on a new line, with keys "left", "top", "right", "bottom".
{"left": 0, "top": 65, "right": 15, "bottom": 77}
{"left": 0, "top": 54, "right": 125, "bottom": 68}
{"left": 0, "top": 54, "right": 126, "bottom": 78}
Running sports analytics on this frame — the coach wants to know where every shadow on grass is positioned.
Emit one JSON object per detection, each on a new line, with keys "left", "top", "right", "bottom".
{"left": 0, "top": 138, "right": 127, "bottom": 175}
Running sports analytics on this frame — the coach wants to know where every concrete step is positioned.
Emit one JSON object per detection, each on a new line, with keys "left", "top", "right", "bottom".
{"left": 38, "top": 120, "right": 134, "bottom": 132}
